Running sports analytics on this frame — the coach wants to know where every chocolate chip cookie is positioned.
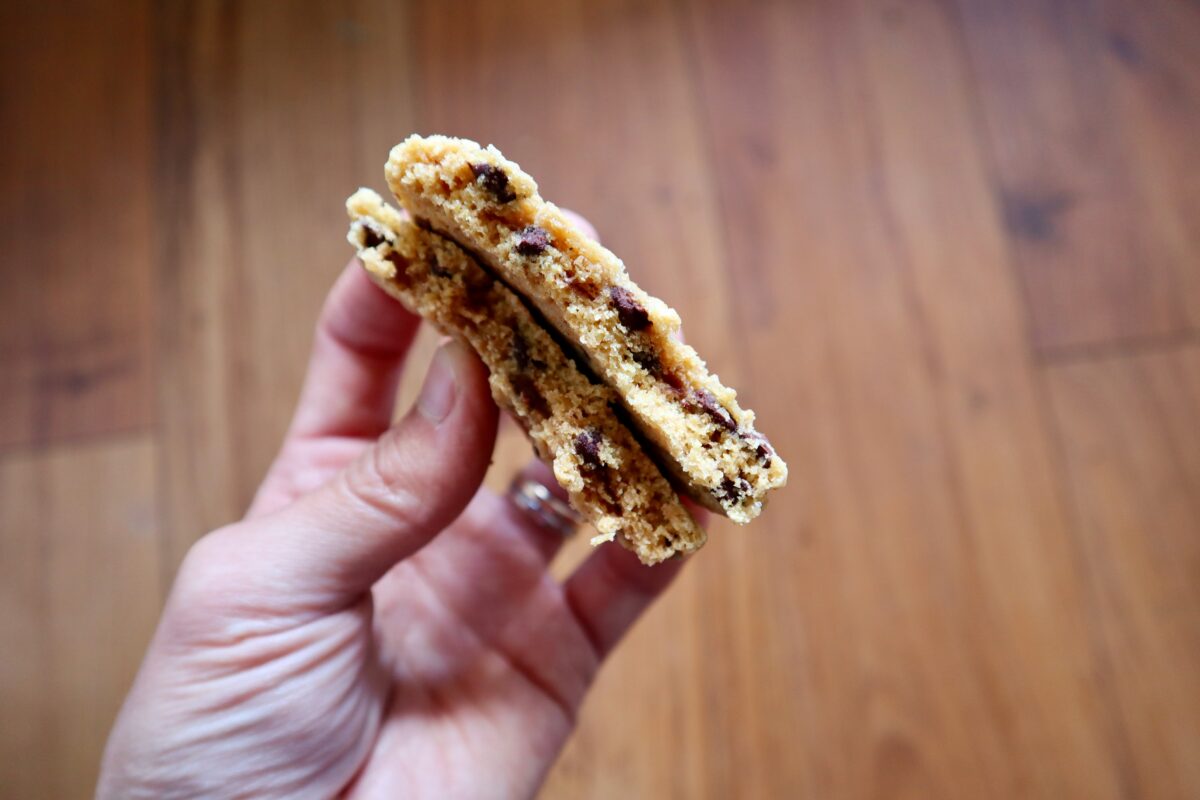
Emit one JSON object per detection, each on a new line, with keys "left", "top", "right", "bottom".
{"left": 384, "top": 135, "right": 787, "bottom": 522}
{"left": 347, "top": 188, "right": 704, "bottom": 564}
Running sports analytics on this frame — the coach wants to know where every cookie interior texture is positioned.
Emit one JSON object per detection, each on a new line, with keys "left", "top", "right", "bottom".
{"left": 346, "top": 188, "right": 704, "bottom": 565}
{"left": 385, "top": 134, "right": 787, "bottom": 523}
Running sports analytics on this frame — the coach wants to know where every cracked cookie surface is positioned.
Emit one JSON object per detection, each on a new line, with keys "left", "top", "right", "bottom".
{"left": 347, "top": 188, "right": 704, "bottom": 564}
{"left": 385, "top": 134, "right": 787, "bottom": 522}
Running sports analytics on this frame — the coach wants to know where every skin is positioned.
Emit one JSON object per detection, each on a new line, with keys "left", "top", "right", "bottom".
{"left": 98, "top": 212, "right": 703, "bottom": 799}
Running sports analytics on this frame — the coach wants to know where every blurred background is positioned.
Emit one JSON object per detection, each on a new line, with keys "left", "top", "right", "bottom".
{"left": 2, "top": 0, "right": 1199, "bottom": 797}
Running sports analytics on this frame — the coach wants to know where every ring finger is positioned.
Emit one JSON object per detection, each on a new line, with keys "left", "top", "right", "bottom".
{"left": 501, "top": 460, "right": 581, "bottom": 563}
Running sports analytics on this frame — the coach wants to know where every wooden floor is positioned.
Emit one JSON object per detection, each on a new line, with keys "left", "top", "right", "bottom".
{"left": 2, "top": 1, "right": 1199, "bottom": 797}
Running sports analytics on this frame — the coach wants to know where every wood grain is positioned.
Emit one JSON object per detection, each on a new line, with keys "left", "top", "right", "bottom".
{"left": 1047, "top": 346, "right": 1200, "bottom": 800}
{"left": 0, "top": 437, "right": 161, "bottom": 798}
{"left": 154, "top": 0, "right": 420, "bottom": 567}
{"left": 1, "top": 0, "right": 1199, "bottom": 797}
{"left": 681, "top": 0, "right": 1128, "bottom": 795}
{"left": 0, "top": 3, "right": 156, "bottom": 447}
{"left": 954, "top": 0, "right": 1200, "bottom": 352}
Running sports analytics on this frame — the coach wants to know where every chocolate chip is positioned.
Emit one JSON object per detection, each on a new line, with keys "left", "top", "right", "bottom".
{"left": 608, "top": 286, "right": 652, "bottom": 331}
{"left": 462, "top": 271, "right": 494, "bottom": 310}
{"left": 512, "top": 331, "right": 531, "bottom": 370}
{"left": 515, "top": 225, "right": 551, "bottom": 256}
{"left": 661, "top": 370, "right": 687, "bottom": 396}
{"left": 470, "top": 162, "right": 517, "bottom": 203}
{"left": 574, "top": 428, "right": 604, "bottom": 469}
{"left": 383, "top": 251, "right": 411, "bottom": 285}
{"left": 361, "top": 224, "right": 385, "bottom": 249}
{"left": 510, "top": 330, "right": 544, "bottom": 371}
{"left": 412, "top": 216, "right": 432, "bottom": 230}
{"left": 631, "top": 349, "right": 686, "bottom": 397}
{"left": 740, "top": 431, "right": 774, "bottom": 467}
{"left": 567, "top": 276, "right": 600, "bottom": 300}
{"left": 686, "top": 389, "right": 737, "bottom": 432}
{"left": 631, "top": 349, "right": 660, "bottom": 374}
{"left": 427, "top": 256, "right": 452, "bottom": 278}
{"left": 588, "top": 456, "right": 621, "bottom": 512}
{"left": 716, "top": 476, "right": 751, "bottom": 504}
{"left": 688, "top": 388, "right": 720, "bottom": 417}
{"left": 510, "top": 374, "right": 550, "bottom": 418}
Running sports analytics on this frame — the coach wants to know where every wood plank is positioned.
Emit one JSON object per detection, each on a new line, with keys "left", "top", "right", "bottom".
{"left": 1046, "top": 345, "right": 1200, "bottom": 800}
{"left": 850, "top": 1, "right": 1139, "bottom": 792}
{"left": 409, "top": 1, "right": 743, "bottom": 796}
{"left": 1100, "top": 0, "right": 1200, "bottom": 335}
{"left": 3, "top": 1, "right": 1195, "bottom": 797}
{"left": 683, "top": 0, "right": 1132, "bottom": 795}
{"left": 954, "top": 0, "right": 1200, "bottom": 352}
{"left": 0, "top": 436, "right": 162, "bottom": 798}
{"left": 155, "top": 0, "right": 419, "bottom": 567}
{"left": 0, "top": 449, "right": 50, "bottom": 798}
{"left": 0, "top": 2, "right": 156, "bottom": 447}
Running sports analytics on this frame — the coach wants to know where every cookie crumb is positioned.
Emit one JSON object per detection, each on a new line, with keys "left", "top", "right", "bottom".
{"left": 567, "top": 276, "right": 600, "bottom": 300}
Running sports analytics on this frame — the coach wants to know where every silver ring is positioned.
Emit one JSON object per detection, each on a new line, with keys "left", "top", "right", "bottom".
{"left": 507, "top": 477, "right": 581, "bottom": 537}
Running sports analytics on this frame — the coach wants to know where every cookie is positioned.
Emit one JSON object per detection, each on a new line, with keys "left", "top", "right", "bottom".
{"left": 385, "top": 135, "right": 787, "bottom": 523}
{"left": 346, "top": 188, "right": 705, "bottom": 564}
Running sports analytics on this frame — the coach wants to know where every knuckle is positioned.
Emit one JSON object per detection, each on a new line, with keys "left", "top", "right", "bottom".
{"left": 163, "top": 526, "right": 288, "bottom": 646}
{"left": 168, "top": 526, "right": 246, "bottom": 618}
{"left": 342, "top": 435, "right": 424, "bottom": 525}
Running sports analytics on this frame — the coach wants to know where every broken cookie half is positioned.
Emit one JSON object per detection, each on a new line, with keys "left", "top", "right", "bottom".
{"left": 347, "top": 188, "right": 704, "bottom": 565}
{"left": 385, "top": 135, "right": 787, "bottom": 523}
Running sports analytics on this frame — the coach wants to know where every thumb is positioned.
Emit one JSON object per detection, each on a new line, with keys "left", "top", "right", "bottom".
{"left": 243, "top": 340, "right": 498, "bottom": 604}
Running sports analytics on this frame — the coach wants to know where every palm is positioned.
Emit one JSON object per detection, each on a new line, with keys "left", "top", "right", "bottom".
{"left": 100, "top": 265, "right": 688, "bottom": 799}
{"left": 251, "top": 436, "right": 597, "bottom": 798}
{"left": 354, "top": 495, "right": 596, "bottom": 797}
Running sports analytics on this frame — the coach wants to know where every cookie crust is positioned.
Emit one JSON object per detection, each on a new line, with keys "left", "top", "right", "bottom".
{"left": 385, "top": 135, "right": 787, "bottom": 522}
{"left": 347, "top": 188, "right": 704, "bottom": 564}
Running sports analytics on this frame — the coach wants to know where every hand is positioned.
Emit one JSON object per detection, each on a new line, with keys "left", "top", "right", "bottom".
{"left": 98, "top": 250, "right": 700, "bottom": 798}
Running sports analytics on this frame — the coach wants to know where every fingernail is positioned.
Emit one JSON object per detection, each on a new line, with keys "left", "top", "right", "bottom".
{"left": 417, "top": 343, "right": 460, "bottom": 423}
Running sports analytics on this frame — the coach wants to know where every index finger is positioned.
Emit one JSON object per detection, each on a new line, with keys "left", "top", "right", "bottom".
{"left": 286, "top": 260, "right": 421, "bottom": 440}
